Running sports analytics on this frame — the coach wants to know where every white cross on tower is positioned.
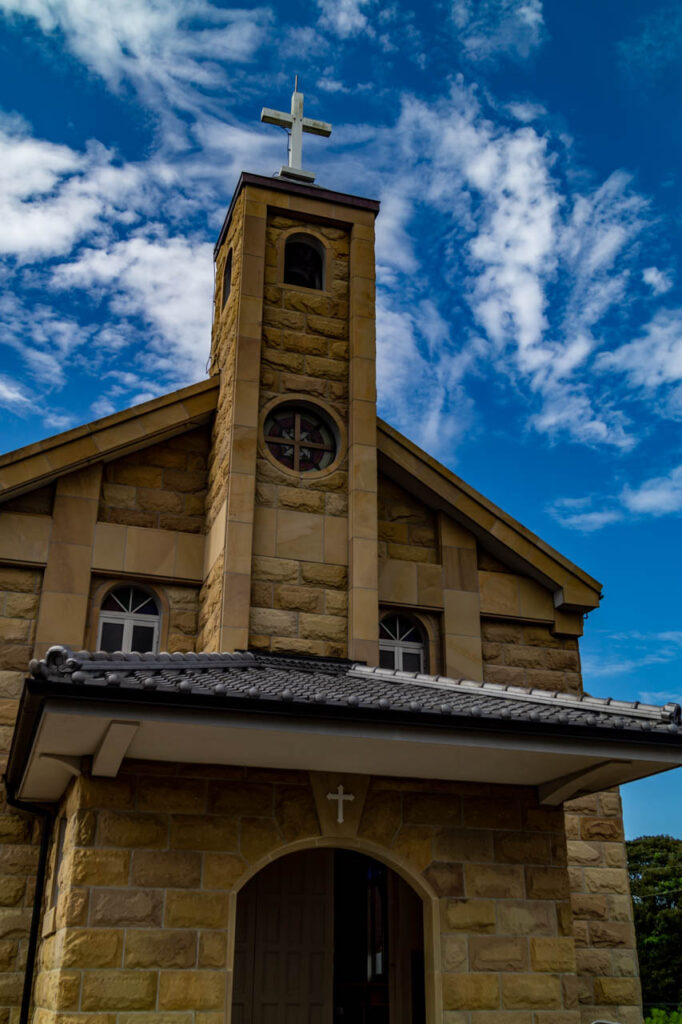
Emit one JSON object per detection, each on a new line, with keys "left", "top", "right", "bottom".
{"left": 261, "top": 76, "right": 332, "bottom": 184}
{"left": 326, "top": 784, "right": 354, "bottom": 824}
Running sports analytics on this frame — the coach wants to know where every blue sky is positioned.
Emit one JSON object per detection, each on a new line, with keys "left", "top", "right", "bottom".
{"left": 1, "top": 0, "right": 681, "bottom": 837}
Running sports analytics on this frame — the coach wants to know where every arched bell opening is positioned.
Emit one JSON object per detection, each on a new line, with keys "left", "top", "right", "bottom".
{"left": 231, "top": 847, "right": 426, "bottom": 1024}
{"left": 283, "top": 232, "right": 326, "bottom": 290}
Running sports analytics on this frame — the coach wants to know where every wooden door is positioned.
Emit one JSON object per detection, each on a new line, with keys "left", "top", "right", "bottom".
{"left": 232, "top": 849, "right": 335, "bottom": 1024}
{"left": 387, "top": 871, "right": 425, "bottom": 1024}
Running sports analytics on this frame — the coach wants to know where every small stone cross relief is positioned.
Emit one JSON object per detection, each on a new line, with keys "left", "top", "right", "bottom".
{"left": 326, "top": 784, "right": 354, "bottom": 824}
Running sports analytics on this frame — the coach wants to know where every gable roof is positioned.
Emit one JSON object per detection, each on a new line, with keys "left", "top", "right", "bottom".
{"left": 377, "top": 419, "right": 602, "bottom": 612}
{"left": 0, "top": 377, "right": 600, "bottom": 613}
{"left": 0, "top": 378, "right": 218, "bottom": 501}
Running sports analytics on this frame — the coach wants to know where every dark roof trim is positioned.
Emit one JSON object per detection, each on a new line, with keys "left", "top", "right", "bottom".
{"left": 214, "top": 172, "right": 381, "bottom": 257}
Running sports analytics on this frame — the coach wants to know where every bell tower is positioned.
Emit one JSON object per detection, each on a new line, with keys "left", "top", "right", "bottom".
{"left": 199, "top": 87, "right": 380, "bottom": 665}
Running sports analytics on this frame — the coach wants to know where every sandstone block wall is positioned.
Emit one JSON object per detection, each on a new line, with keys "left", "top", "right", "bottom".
{"left": 0, "top": 566, "right": 44, "bottom": 1024}
{"left": 197, "top": 192, "right": 244, "bottom": 652}
{"left": 0, "top": 568, "right": 41, "bottom": 685}
{"left": 99, "top": 430, "right": 210, "bottom": 535}
{"left": 206, "top": 191, "right": 243, "bottom": 527}
{"left": 197, "top": 554, "right": 223, "bottom": 654}
{"left": 378, "top": 476, "right": 438, "bottom": 564}
{"left": 377, "top": 493, "right": 483, "bottom": 681}
{"left": 31, "top": 763, "right": 583, "bottom": 1024}
{"left": 481, "top": 621, "right": 582, "bottom": 696}
{"left": 565, "top": 790, "right": 641, "bottom": 1024}
{"left": 247, "top": 213, "right": 351, "bottom": 657}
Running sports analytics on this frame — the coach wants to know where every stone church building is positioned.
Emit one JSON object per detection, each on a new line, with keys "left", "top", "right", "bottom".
{"left": 0, "top": 104, "right": 681, "bottom": 1024}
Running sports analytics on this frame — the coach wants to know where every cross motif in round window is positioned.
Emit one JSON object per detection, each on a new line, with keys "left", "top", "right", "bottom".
{"left": 263, "top": 403, "right": 338, "bottom": 473}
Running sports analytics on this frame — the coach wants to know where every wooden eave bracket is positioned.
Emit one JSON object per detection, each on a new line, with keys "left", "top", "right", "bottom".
{"left": 92, "top": 721, "right": 140, "bottom": 778}
{"left": 538, "top": 760, "right": 632, "bottom": 806}
{"left": 38, "top": 754, "right": 82, "bottom": 778}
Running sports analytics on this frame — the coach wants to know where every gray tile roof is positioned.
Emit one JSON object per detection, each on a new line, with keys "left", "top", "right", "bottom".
{"left": 28, "top": 646, "right": 682, "bottom": 738}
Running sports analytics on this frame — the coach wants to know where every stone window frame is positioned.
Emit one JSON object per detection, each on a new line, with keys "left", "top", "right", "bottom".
{"left": 378, "top": 605, "right": 442, "bottom": 675}
{"left": 277, "top": 225, "right": 332, "bottom": 294}
{"left": 86, "top": 577, "right": 171, "bottom": 653}
{"left": 217, "top": 228, "right": 239, "bottom": 323}
{"left": 258, "top": 393, "right": 347, "bottom": 482}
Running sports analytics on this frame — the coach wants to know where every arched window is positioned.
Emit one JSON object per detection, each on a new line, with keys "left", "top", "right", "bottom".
{"left": 221, "top": 249, "right": 232, "bottom": 308}
{"left": 283, "top": 233, "right": 325, "bottom": 290}
{"left": 379, "top": 613, "right": 426, "bottom": 673}
{"left": 97, "top": 585, "right": 160, "bottom": 654}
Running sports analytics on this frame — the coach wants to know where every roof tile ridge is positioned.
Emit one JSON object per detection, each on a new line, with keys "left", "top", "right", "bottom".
{"left": 349, "top": 664, "right": 680, "bottom": 723}
{"left": 30, "top": 647, "right": 257, "bottom": 679}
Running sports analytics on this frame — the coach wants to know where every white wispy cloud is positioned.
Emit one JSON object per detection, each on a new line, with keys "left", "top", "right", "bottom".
{"left": 42, "top": 411, "right": 76, "bottom": 430}
{"left": 0, "top": 291, "right": 94, "bottom": 388}
{"left": 506, "top": 101, "right": 546, "bottom": 122}
{"left": 452, "top": 0, "right": 546, "bottom": 62}
{"left": 582, "top": 630, "right": 682, "bottom": 689}
{"left": 621, "top": 464, "right": 682, "bottom": 516}
{"left": 643, "top": 266, "right": 673, "bottom": 295}
{"left": 0, "top": 0, "right": 271, "bottom": 126}
{"left": 551, "top": 462, "right": 682, "bottom": 532}
{"left": 376, "top": 84, "right": 646, "bottom": 449}
{"left": 0, "top": 115, "right": 182, "bottom": 261}
{"left": 50, "top": 230, "right": 214, "bottom": 382}
{"left": 0, "top": 117, "right": 104, "bottom": 258}
{"left": 317, "top": 0, "right": 373, "bottom": 38}
{"left": 551, "top": 508, "right": 623, "bottom": 533}
{"left": 376, "top": 293, "right": 474, "bottom": 457}
{"left": 0, "top": 374, "right": 32, "bottom": 412}
{"left": 598, "top": 308, "right": 682, "bottom": 390}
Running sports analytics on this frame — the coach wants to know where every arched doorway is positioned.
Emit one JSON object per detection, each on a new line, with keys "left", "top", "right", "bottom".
{"left": 232, "top": 848, "right": 426, "bottom": 1024}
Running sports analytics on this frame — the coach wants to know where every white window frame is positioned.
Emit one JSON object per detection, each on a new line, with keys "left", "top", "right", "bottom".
{"left": 379, "top": 615, "right": 426, "bottom": 672}
{"left": 97, "top": 587, "right": 160, "bottom": 654}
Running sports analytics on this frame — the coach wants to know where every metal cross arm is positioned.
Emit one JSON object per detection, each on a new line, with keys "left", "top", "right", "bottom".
{"left": 261, "top": 81, "right": 332, "bottom": 183}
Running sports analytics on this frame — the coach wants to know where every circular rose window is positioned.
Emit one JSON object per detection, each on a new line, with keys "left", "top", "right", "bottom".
{"left": 263, "top": 403, "right": 338, "bottom": 473}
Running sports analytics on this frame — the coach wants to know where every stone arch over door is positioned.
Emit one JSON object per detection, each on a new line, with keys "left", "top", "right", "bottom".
{"left": 225, "top": 839, "right": 438, "bottom": 1024}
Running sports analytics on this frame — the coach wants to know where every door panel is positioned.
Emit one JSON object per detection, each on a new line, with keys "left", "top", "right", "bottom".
{"left": 233, "top": 849, "right": 334, "bottom": 1024}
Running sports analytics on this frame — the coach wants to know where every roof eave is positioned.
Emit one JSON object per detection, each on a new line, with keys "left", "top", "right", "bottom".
{"left": 9, "top": 678, "right": 682, "bottom": 806}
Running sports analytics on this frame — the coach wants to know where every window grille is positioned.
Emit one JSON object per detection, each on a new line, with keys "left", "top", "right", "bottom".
{"left": 379, "top": 613, "right": 426, "bottom": 673}
{"left": 97, "top": 585, "right": 160, "bottom": 654}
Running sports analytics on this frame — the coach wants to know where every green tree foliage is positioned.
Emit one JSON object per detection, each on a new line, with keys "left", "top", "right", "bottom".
{"left": 645, "top": 1010, "right": 682, "bottom": 1024}
{"left": 627, "top": 835, "right": 682, "bottom": 1010}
